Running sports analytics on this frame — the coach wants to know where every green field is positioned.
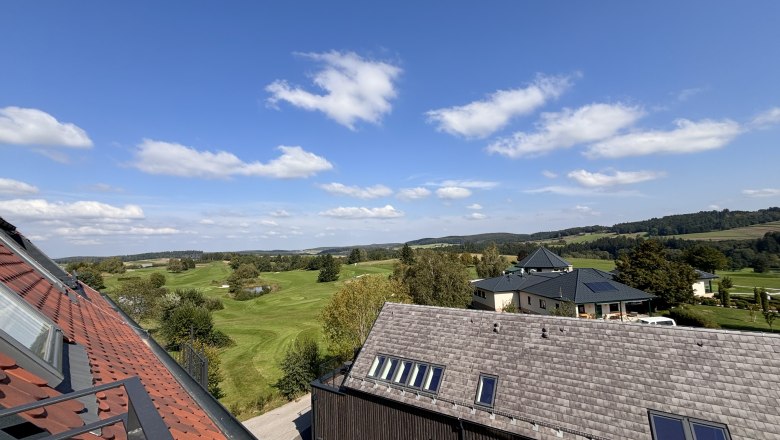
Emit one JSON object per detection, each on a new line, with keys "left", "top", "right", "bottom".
{"left": 568, "top": 257, "right": 616, "bottom": 271}
{"left": 716, "top": 269, "right": 780, "bottom": 293}
{"left": 671, "top": 221, "right": 780, "bottom": 241}
{"left": 688, "top": 305, "right": 777, "bottom": 332}
{"left": 105, "top": 260, "right": 395, "bottom": 420}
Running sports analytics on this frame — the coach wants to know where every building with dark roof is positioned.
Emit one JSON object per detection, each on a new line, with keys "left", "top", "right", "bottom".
{"left": 693, "top": 269, "right": 719, "bottom": 298}
{"left": 473, "top": 268, "right": 654, "bottom": 319}
{"left": 312, "top": 302, "right": 780, "bottom": 440}
{"left": 0, "top": 217, "right": 255, "bottom": 440}
{"left": 505, "top": 247, "right": 573, "bottom": 275}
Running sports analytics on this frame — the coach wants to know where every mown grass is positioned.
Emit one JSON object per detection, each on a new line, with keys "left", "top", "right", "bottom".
{"left": 104, "top": 260, "right": 395, "bottom": 420}
{"left": 568, "top": 257, "right": 616, "bottom": 271}
{"left": 688, "top": 305, "right": 778, "bottom": 332}
{"left": 717, "top": 269, "right": 780, "bottom": 293}
{"left": 671, "top": 221, "right": 780, "bottom": 241}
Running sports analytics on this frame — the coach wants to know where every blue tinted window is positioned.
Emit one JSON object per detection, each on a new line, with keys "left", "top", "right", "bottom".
{"left": 411, "top": 364, "right": 428, "bottom": 388}
{"left": 692, "top": 423, "right": 728, "bottom": 440}
{"left": 425, "top": 367, "right": 443, "bottom": 392}
{"left": 476, "top": 375, "right": 497, "bottom": 406}
{"left": 650, "top": 414, "right": 687, "bottom": 440}
{"left": 394, "top": 361, "right": 412, "bottom": 384}
{"left": 368, "top": 356, "right": 385, "bottom": 377}
{"left": 381, "top": 358, "right": 399, "bottom": 380}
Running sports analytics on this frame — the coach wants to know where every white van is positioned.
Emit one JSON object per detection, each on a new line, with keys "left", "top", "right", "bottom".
{"left": 636, "top": 317, "right": 677, "bottom": 326}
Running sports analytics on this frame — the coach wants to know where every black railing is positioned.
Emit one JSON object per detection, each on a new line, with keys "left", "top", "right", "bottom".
{"left": 0, "top": 376, "right": 173, "bottom": 440}
{"left": 176, "top": 342, "right": 209, "bottom": 390}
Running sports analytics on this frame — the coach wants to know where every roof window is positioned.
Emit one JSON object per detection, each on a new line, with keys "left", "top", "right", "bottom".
{"left": 649, "top": 411, "right": 730, "bottom": 440}
{"left": 367, "top": 354, "right": 444, "bottom": 395}
{"left": 475, "top": 374, "right": 497, "bottom": 407}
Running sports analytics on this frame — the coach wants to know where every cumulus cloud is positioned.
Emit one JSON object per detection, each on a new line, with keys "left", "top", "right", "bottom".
{"left": 55, "top": 225, "right": 180, "bottom": 236}
{"left": 0, "top": 178, "right": 39, "bottom": 196}
{"left": 466, "top": 203, "right": 482, "bottom": 210}
{"left": 567, "top": 169, "right": 665, "bottom": 187}
{"left": 396, "top": 187, "right": 431, "bottom": 201}
{"left": 133, "top": 140, "right": 333, "bottom": 179}
{"left": 426, "top": 74, "right": 573, "bottom": 138}
{"left": 266, "top": 51, "right": 402, "bottom": 129}
{"left": 0, "top": 107, "right": 93, "bottom": 148}
{"left": 542, "top": 170, "right": 558, "bottom": 179}
{"left": 0, "top": 199, "right": 144, "bottom": 220}
{"left": 487, "top": 103, "right": 643, "bottom": 158}
{"left": 742, "top": 188, "right": 780, "bottom": 197}
{"left": 572, "top": 205, "right": 600, "bottom": 216}
{"left": 270, "top": 209, "right": 291, "bottom": 217}
{"left": 319, "top": 182, "right": 392, "bottom": 199}
{"left": 436, "top": 187, "right": 472, "bottom": 199}
{"left": 523, "top": 186, "right": 639, "bottom": 197}
{"left": 199, "top": 219, "right": 216, "bottom": 225}
{"left": 319, "top": 204, "right": 403, "bottom": 219}
{"left": 586, "top": 119, "right": 742, "bottom": 159}
{"left": 465, "top": 212, "right": 487, "bottom": 220}
{"left": 751, "top": 107, "right": 780, "bottom": 128}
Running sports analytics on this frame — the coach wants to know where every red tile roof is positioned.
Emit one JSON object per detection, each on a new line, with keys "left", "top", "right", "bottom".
{"left": 0, "top": 242, "right": 227, "bottom": 439}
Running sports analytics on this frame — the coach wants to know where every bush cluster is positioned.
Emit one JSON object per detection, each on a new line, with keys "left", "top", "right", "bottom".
{"left": 667, "top": 307, "right": 720, "bottom": 328}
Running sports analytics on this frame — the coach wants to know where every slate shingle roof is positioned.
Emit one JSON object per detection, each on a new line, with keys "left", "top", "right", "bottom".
{"left": 514, "top": 247, "right": 571, "bottom": 270}
{"left": 472, "top": 272, "right": 560, "bottom": 292}
{"left": 0, "top": 229, "right": 227, "bottom": 439}
{"left": 695, "top": 269, "right": 719, "bottom": 280}
{"left": 521, "top": 268, "right": 655, "bottom": 304}
{"left": 347, "top": 302, "right": 780, "bottom": 440}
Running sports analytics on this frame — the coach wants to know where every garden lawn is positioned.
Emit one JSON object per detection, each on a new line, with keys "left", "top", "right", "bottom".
{"left": 716, "top": 269, "right": 780, "bottom": 293}
{"left": 688, "top": 305, "right": 777, "bottom": 332}
{"left": 568, "top": 258, "right": 616, "bottom": 271}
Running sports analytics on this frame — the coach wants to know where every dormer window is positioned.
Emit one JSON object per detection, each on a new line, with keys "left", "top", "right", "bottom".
{"left": 475, "top": 374, "right": 497, "bottom": 407}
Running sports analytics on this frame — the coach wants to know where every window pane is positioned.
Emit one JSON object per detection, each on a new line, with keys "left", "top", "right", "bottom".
{"left": 651, "top": 414, "right": 687, "bottom": 440}
{"left": 477, "top": 376, "right": 496, "bottom": 406}
{"left": 425, "top": 367, "right": 443, "bottom": 392}
{"left": 381, "top": 358, "right": 399, "bottom": 380}
{"left": 0, "top": 290, "right": 52, "bottom": 359}
{"left": 692, "top": 423, "right": 728, "bottom": 440}
{"left": 368, "top": 356, "right": 386, "bottom": 377}
{"left": 411, "top": 364, "right": 428, "bottom": 388}
{"left": 393, "top": 361, "right": 412, "bottom": 384}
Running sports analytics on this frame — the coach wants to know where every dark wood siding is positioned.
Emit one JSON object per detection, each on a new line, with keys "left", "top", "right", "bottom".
{"left": 312, "top": 385, "right": 529, "bottom": 440}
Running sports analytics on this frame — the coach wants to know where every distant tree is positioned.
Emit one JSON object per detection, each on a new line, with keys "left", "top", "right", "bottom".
{"left": 75, "top": 265, "right": 105, "bottom": 290}
{"left": 718, "top": 281, "right": 731, "bottom": 308}
{"left": 475, "top": 243, "right": 506, "bottom": 278}
{"left": 233, "top": 263, "right": 259, "bottom": 280}
{"left": 752, "top": 255, "right": 770, "bottom": 273}
{"left": 759, "top": 287, "right": 770, "bottom": 312}
{"left": 748, "top": 304, "right": 760, "bottom": 323}
{"left": 614, "top": 239, "right": 697, "bottom": 308}
{"left": 393, "top": 249, "right": 473, "bottom": 308}
{"left": 159, "top": 303, "right": 213, "bottom": 349}
{"left": 149, "top": 272, "right": 167, "bottom": 288}
{"left": 115, "top": 279, "right": 167, "bottom": 321}
{"left": 400, "top": 243, "right": 415, "bottom": 265}
{"left": 764, "top": 310, "right": 777, "bottom": 332}
{"left": 307, "top": 255, "right": 325, "bottom": 271}
{"left": 96, "top": 257, "right": 126, "bottom": 274}
{"left": 317, "top": 254, "right": 341, "bottom": 282}
{"left": 321, "top": 275, "right": 411, "bottom": 360}
{"left": 181, "top": 257, "right": 196, "bottom": 270}
{"left": 683, "top": 245, "right": 728, "bottom": 274}
{"left": 66, "top": 261, "right": 91, "bottom": 273}
{"left": 754, "top": 286, "right": 762, "bottom": 305}
{"left": 347, "top": 248, "right": 362, "bottom": 265}
{"left": 167, "top": 258, "right": 185, "bottom": 273}
{"left": 549, "top": 301, "right": 576, "bottom": 317}
{"left": 460, "top": 253, "right": 473, "bottom": 267}
{"left": 275, "top": 337, "right": 321, "bottom": 400}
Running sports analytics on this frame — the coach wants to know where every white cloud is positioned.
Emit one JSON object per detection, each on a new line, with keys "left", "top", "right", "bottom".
{"left": 465, "top": 212, "right": 487, "bottom": 220}
{"left": 425, "top": 74, "right": 573, "bottom": 138}
{"left": 270, "top": 209, "right": 291, "bottom": 217}
{"left": 266, "top": 51, "right": 402, "bottom": 129}
{"left": 319, "top": 182, "right": 392, "bottom": 199}
{"left": 751, "top": 107, "right": 780, "bottom": 128}
{"left": 0, "top": 178, "right": 39, "bottom": 196}
{"left": 0, "top": 107, "right": 93, "bottom": 148}
{"left": 133, "top": 140, "right": 333, "bottom": 179}
{"left": 523, "top": 186, "right": 639, "bottom": 197}
{"left": 567, "top": 169, "right": 665, "bottom": 187}
{"left": 487, "top": 103, "right": 643, "bottom": 158}
{"left": 85, "top": 183, "right": 123, "bottom": 193}
{"left": 199, "top": 219, "right": 216, "bottom": 225}
{"left": 572, "top": 205, "right": 600, "bottom": 216}
{"left": 396, "top": 187, "right": 431, "bottom": 200}
{"left": 436, "top": 187, "right": 472, "bottom": 199}
{"left": 435, "top": 179, "right": 498, "bottom": 189}
{"left": 675, "top": 87, "right": 705, "bottom": 102}
{"left": 261, "top": 220, "right": 278, "bottom": 226}
{"left": 542, "top": 170, "right": 558, "bottom": 179}
{"left": 54, "top": 225, "right": 181, "bottom": 236}
{"left": 587, "top": 119, "right": 742, "bottom": 159}
{"left": 319, "top": 204, "right": 404, "bottom": 219}
{"left": 742, "top": 188, "right": 780, "bottom": 198}
{"left": 466, "top": 203, "right": 482, "bottom": 210}
{"left": 0, "top": 199, "right": 144, "bottom": 220}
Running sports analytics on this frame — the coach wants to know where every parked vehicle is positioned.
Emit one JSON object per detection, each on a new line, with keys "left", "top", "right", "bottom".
{"left": 636, "top": 317, "right": 677, "bottom": 326}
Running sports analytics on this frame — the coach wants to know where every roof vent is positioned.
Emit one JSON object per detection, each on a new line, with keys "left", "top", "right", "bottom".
{"left": 541, "top": 327, "right": 549, "bottom": 339}
{"left": 696, "top": 341, "right": 704, "bottom": 347}
{"left": 493, "top": 322, "right": 501, "bottom": 333}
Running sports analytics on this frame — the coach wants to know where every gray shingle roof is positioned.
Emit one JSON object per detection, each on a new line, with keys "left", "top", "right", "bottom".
{"left": 695, "top": 269, "right": 719, "bottom": 280}
{"left": 472, "top": 272, "right": 560, "bottom": 293}
{"left": 347, "top": 303, "right": 780, "bottom": 440}
{"left": 514, "top": 247, "right": 571, "bottom": 270}
{"left": 522, "top": 268, "right": 654, "bottom": 304}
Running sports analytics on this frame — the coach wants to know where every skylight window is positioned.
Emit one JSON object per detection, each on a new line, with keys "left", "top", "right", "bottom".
{"left": 380, "top": 358, "right": 399, "bottom": 380}
{"left": 393, "top": 361, "right": 413, "bottom": 384}
{"left": 424, "top": 366, "right": 443, "bottom": 392}
{"left": 410, "top": 363, "right": 428, "bottom": 388}
{"left": 368, "top": 355, "right": 386, "bottom": 377}
{"left": 0, "top": 284, "right": 63, "bottom": 383}
{"left": 648, "top": 411, "right": 730, "bottom": 440}
{"left": 475, "top": 374, "right": 497, "bottom": 407}
{"left": 368, "top": 354, "right": 444, "bottom": 395}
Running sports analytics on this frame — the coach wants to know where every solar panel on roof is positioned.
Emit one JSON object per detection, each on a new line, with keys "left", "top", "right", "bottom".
{"left": 584, "top": 281, "right": 618, "bottom": 293}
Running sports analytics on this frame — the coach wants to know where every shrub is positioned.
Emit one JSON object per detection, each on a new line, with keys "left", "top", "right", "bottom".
{"left": 698, "top": 297, "right": 719, "bottom": 306}
{"left": 159, "top": 304, "right": 214, "bottom": 349}
{"left": 192, "top": 342, "right": 225, "bottom": 398}
{"left": 149, "top": 272, "right": 166, "bottom": 288}
{"left": 732, "top": 299, "right": 750, "bottom": 310}
{"left": 205, "top": 329, "right": 235, "bottom": 348}
{"left": 204, "top": 297, "right": 224, "bottom": 311}
{"left": 274, "top": 337, "right": 321, "bottom": 400}
{"left": 668, "top": 307, "right": 720, "bottom": 329}
{"left": 233, "top": 286, "right": 269, "bottom": 301}
{"left": 175, "top": 288, "right": 206, "bottom": 307}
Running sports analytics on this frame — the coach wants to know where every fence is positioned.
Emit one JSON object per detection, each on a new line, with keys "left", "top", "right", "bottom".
{"left": 177, "top": 342, "right": 209, "bottom": 390}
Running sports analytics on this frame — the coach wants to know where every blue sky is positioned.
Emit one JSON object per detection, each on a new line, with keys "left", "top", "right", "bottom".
{"left": 1, "top": 1, "right": 779, "bottom": 257}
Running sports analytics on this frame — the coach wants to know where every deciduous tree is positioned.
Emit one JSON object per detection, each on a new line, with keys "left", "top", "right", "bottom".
{"left": 683, "top": 245, "right": 728, "bottom": 274}
{"left": 475, "top": 243, "right": 506, "bottom": 278}
{"left": 393, "top": 249, "right": 473, "bottom": 308}
{"left": 275, "top": 337, "right": 321, "bottom": 400}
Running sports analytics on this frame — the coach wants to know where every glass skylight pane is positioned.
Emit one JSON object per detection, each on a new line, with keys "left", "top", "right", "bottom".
{"left": 368, "top": 355, "right": 386, "bottom": 377}
{"left": 393, "top": 361, "right": 412, "bottom": 384}
{"left": 692, "top": 423, "right": 728, "bottom": 440}
{"left": 381, "top": 358, "right": 399, "bottom": 380}
{"left": 477, "top": 375, "right": 496, "bottom": 406}
{"left": 0, "top": 290, "right": 51, "bottom": 359}
{"left": 411, "top": 364, "right": 428, "bottom": 388}
{"left": 650, "top": 414, "right": 687, "bottom": 440}
{"left": 424, "top": 367, "right": 443, "bottom": 392}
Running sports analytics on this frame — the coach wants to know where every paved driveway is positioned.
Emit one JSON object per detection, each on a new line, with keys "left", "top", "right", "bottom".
{"left": 243, "top": 394, "right": 311, "bottom": 440}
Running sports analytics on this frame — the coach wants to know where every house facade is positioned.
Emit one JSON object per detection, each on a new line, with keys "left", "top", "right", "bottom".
{"left": 312, "top": 302, "right": 780, "bottom": 440}
{"left": 693, "top": 269, "right": 719, "bottom": 297}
